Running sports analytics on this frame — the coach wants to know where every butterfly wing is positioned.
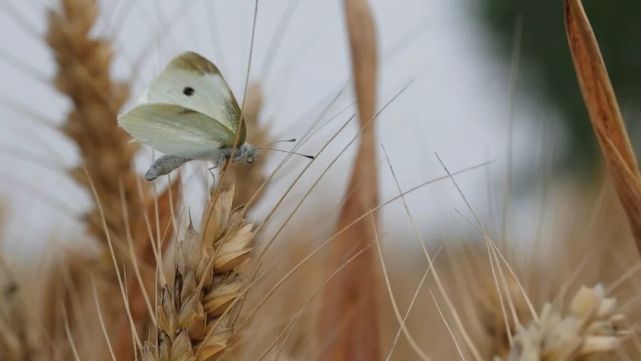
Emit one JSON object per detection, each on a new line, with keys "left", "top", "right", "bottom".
{"left": 141, "top": 51, "right": 246, "bottom": 145}
{"left": 118, "top": 103, "right": 236, "bottom": 160}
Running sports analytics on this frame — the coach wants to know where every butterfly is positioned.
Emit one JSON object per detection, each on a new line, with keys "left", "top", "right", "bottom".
{"left": 118, "top": 51, "right": 257, "bottom": 181}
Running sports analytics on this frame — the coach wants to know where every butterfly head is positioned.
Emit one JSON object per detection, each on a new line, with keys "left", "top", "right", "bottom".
{"left": 238, "top": 143, "right": 257, "bottom": 164}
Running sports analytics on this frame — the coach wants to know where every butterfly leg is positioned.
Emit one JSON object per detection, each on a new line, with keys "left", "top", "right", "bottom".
{"left": 211, "top": 150, "right": 229, "bottom": 169}
{"left": 207, "top": 166, "right": 217, "bottom": 187}
{"left": 208, "top": 150, "right": 233, "bottom": 186}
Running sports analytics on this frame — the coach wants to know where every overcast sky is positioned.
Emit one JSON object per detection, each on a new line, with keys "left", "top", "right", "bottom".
{"left": 0, "top": 0, "right": 563, "bottom": 259}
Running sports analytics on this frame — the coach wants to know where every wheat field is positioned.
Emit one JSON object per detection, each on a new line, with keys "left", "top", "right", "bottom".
{"left": 0, "top": 0, "right": 639, "bottom": 360}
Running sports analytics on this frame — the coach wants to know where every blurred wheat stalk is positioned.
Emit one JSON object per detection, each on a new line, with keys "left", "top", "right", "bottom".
{"left": 45, "top": 0, "right": 181, "bottom": 359}
{"left": 317, "top": 0, "right": 381, "bottom": 359}
{"left": 565, "top": 0, "right": 641, "bottom": 256}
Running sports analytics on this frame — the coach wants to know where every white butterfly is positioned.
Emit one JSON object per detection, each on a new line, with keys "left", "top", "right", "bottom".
{"left": 118, "top": 51, "right": 256, "bottom": 181}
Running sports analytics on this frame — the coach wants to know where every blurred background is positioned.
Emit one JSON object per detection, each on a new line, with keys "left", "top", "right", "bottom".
{"left": 480, "top": 0, "right": 641, "bottom": 173}
{"left": 0, "top": 0, "right": 639, "bottom": 258}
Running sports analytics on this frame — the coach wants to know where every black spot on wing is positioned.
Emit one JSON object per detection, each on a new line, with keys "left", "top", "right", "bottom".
{"left": 183, "top": 86, "right": 195, "bottom": 96}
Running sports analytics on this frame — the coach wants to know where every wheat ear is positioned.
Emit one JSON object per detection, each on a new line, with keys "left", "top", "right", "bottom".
{"left": 143, "top": 185, "right": 253, "bottom": 361}
{"left": 500, "top": 285, "right": 627, "bottom": 361}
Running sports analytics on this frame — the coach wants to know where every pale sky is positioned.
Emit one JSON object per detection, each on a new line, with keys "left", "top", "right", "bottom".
{"left": 0, "top": 0, "right": 564, "bottom": 259}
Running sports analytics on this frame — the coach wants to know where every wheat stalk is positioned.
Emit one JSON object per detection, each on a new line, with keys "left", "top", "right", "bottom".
{"left": 317, "top": 0, "right": 381, "bottom": 359}
{"left": 565, "top": 0, "right": 641, "bottom": 256}
{"left": 142, "top": 185, "right": 253, "bottom": 361}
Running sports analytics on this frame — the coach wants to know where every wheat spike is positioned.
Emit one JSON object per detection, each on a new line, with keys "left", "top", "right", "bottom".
{"left": 46, "top": 1, "right": 182, "bottom": 359}
{"left": 499, "top": 285, "right": 626, "bottom": 361}
{"left": 46, "top": 0, "right": 149, "bottom": 249}
{"left": 143, "top": 185, "right": 254, "bottom": 361}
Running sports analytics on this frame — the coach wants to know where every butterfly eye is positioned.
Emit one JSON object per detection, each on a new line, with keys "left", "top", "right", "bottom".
{"left": 183, "top": 86, "right": 195, "bottom": 96}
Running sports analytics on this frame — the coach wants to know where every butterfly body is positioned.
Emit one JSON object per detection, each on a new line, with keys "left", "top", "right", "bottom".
{"left": 118, "top": 51, "right": 255, "bottom": 180}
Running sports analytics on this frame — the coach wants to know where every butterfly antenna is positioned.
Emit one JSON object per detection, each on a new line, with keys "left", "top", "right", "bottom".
{"left": 256, "top": 147, "right": 315, "bottom": 160}
{"left": 260, "top": 138, "right": 297, "bottom": 146}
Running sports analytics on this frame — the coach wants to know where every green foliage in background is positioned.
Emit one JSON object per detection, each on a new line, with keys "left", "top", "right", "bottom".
{"left": 478, "top": 0, "right": 641, "bottom": 173}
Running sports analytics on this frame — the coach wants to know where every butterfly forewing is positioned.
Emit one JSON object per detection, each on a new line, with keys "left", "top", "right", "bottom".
{"left": 119, "top": 103, "right": 235, "bottom": 160}
{"left": 142, "top": 51, "right": 246, "bottom": 144}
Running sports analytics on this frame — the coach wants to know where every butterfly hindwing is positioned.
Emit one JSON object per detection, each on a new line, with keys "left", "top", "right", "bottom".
{"left": 141, "top": 51, "right": 246, "bottom": 144}
{"left": 118, "top": 103, "right": 235, "bottom": 160}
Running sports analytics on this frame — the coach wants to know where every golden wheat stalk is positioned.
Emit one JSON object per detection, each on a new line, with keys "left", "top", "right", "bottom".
{"left": 565, "top": 0, "right": 641, "bottom": 256}
{"left": 317, "top": 0, "right": 381, "bottom": 359}
{"left": 142, "top": 185, "right": 253, "bottom": 361}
